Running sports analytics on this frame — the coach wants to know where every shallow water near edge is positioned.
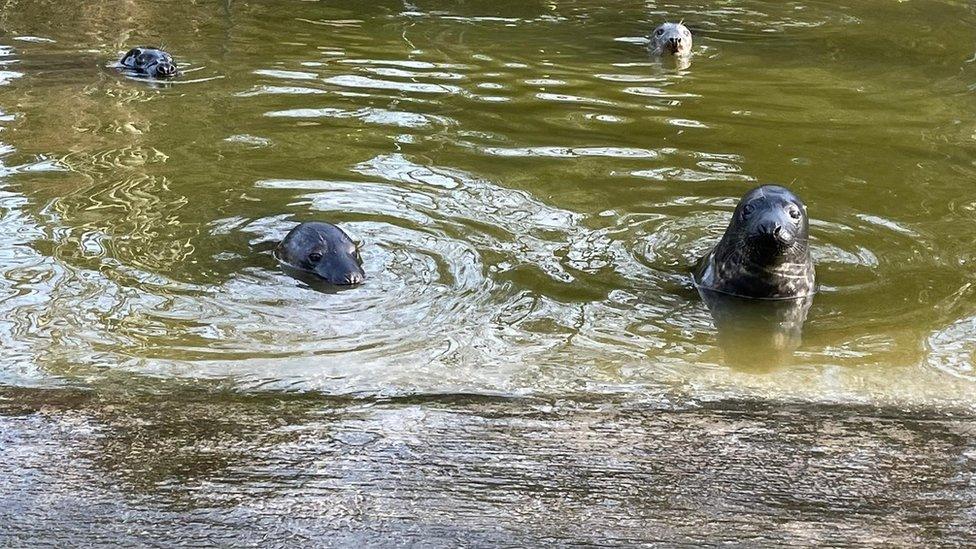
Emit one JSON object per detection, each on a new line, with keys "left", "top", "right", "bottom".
{"left": 1, "top": 0, "right": 976, "bottom": 544}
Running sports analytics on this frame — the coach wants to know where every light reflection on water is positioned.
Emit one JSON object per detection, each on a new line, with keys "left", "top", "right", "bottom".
{"left": 0, "top": 1, "right": 971, "bottom": 407}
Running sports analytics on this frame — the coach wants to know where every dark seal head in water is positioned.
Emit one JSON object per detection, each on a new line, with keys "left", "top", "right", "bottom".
{"left": 694, "top": 185, "right": 815, "bottom": 299}
{"left": 118, "top": 47, "right": 178, "bottom": 78}
{"left": 649, "top": 22, "right": 692, "bottom": 56}
{"left": 275, "top": 222, "right": 365, "bottom": 286}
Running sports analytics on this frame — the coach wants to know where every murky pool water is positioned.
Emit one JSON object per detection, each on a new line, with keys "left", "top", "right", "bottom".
{"left": 1, "top": 0, "right": 976, "bottom": 544}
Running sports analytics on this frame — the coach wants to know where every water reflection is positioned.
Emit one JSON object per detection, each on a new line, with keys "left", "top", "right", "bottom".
{"left": 698, "top": 288, "right": 813, "bottom": 371}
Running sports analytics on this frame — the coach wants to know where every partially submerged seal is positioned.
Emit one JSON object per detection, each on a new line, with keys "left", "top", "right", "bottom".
{"left": 275, "top": 222, "right": 366, "bottom": 286}
{"left": 649, "top": 22, "right": 693, "bottom": 57}
{"left": 118, "top": 47, "right": 178, "bottom": 78}
{"left": 694, "top": 185, "right": 815, "bottom": 299}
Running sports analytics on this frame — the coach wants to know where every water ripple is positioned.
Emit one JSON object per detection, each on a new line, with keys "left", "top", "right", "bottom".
{"left": 264, "top": 107, "right": 453, "bottom": 128}
{"left": 324, "top": 75, "right": 463, "bottom": 95}
{"left": 0, "top": 0, "right": 971, "bottom": 407}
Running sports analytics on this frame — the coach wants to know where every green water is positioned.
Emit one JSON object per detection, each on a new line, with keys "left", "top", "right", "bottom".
{"left": 2, "top": 0, "right": 975, "bottom": 404}
{"left": 2, "top": 0, "right": 976, "bottom": 544}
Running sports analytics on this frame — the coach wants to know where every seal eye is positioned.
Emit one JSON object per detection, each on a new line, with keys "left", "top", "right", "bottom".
{"left": 308, "top": 252, "right": 323, "bottom": 263}
{"left": 656, "top": 29, "right": 664, "bottom": 36}
{"left": 788, "top": 206, "right": 801, "bottom": 220}
{"left": 741, "top": 203, "right": 755, "bottom": 217}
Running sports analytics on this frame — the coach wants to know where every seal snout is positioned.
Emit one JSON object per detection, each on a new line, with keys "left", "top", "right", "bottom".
{"left": 759, "top": 220, "right": 795, "bottom": 247}
{"left": 337, "top": 269, "right": 366, "bottom": 286}
{"left": 153, "top": 61, "right": 178, "bottom": 78}
{"left": 315, "top": 256, "right": 366, "bottom": 286}
{"left": 773, "top": 224, "right": 795, "bottom": 246}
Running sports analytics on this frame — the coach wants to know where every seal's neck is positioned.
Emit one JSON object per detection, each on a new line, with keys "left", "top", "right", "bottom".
{"left": 712, "top": 236, "right": 813, "bottom": 298}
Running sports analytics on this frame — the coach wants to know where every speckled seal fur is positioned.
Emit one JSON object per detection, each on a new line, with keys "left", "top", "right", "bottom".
{"left": 694, "top": 185, "right": 815, "bottom": 300}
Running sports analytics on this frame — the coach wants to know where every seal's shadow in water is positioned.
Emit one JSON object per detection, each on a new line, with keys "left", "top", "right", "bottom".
{"left": 698, "top": 288, "right": 814, "bottom": 372}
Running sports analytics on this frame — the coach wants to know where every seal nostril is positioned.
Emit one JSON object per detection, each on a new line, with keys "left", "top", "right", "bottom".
{"left": 772, "top": 225, "right": 795, "bottom": 244}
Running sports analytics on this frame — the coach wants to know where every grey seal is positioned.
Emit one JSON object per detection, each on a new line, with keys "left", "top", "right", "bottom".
{"left": 649, "top": 22, "right": 693, "bottom": 57}
{"left": 118, "top": 47, "right": 178, "bottom": 78}
{"left": 694, "top": 185, "right": 815, "bottom": 300}
{"left": 275, "top": 222, "right": 366, "bottom": 285}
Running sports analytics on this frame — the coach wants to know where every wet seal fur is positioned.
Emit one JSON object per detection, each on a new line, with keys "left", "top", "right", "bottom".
{"left": 694, "top": 185, "right": 815, "bottom": 300}
{"left": 118, "top": 47, "right": 179, "bottom": 78}
{"left": 649, "top": 22, "right": 693, "bottom": 57}
{"left": 275, "top": 222, "right": 365, "bottom": 286}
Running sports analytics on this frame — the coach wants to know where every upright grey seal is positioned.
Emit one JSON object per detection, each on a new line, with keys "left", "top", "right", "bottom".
{"left": 694, "top": 185, "right": 815, "bottom": 300}
{"left": 118, "top": 47, "right": 179, "bottom": 78}
{"left": 649, "top": 22, "right": 693, "bottom": 57}
{"left": 275, "top": 222, "right": 366, "bottom": 286}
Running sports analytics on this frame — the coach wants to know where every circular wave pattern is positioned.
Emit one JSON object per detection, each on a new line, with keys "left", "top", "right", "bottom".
{"left": 0, "top": 0, "right": 972, "bottom": 406}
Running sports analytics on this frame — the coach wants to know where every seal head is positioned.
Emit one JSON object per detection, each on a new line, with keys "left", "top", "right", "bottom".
{"left": 694, "top": 185, "right": 815, "bottom": 299}
{"left": 649, "top": 22, "right": 692, "bottom": 56}
{"left": 119, "top": 47, "right": 179, "bottom": 78}
{"left": 275, "top": 222, "right": 366, "bottom": 286}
